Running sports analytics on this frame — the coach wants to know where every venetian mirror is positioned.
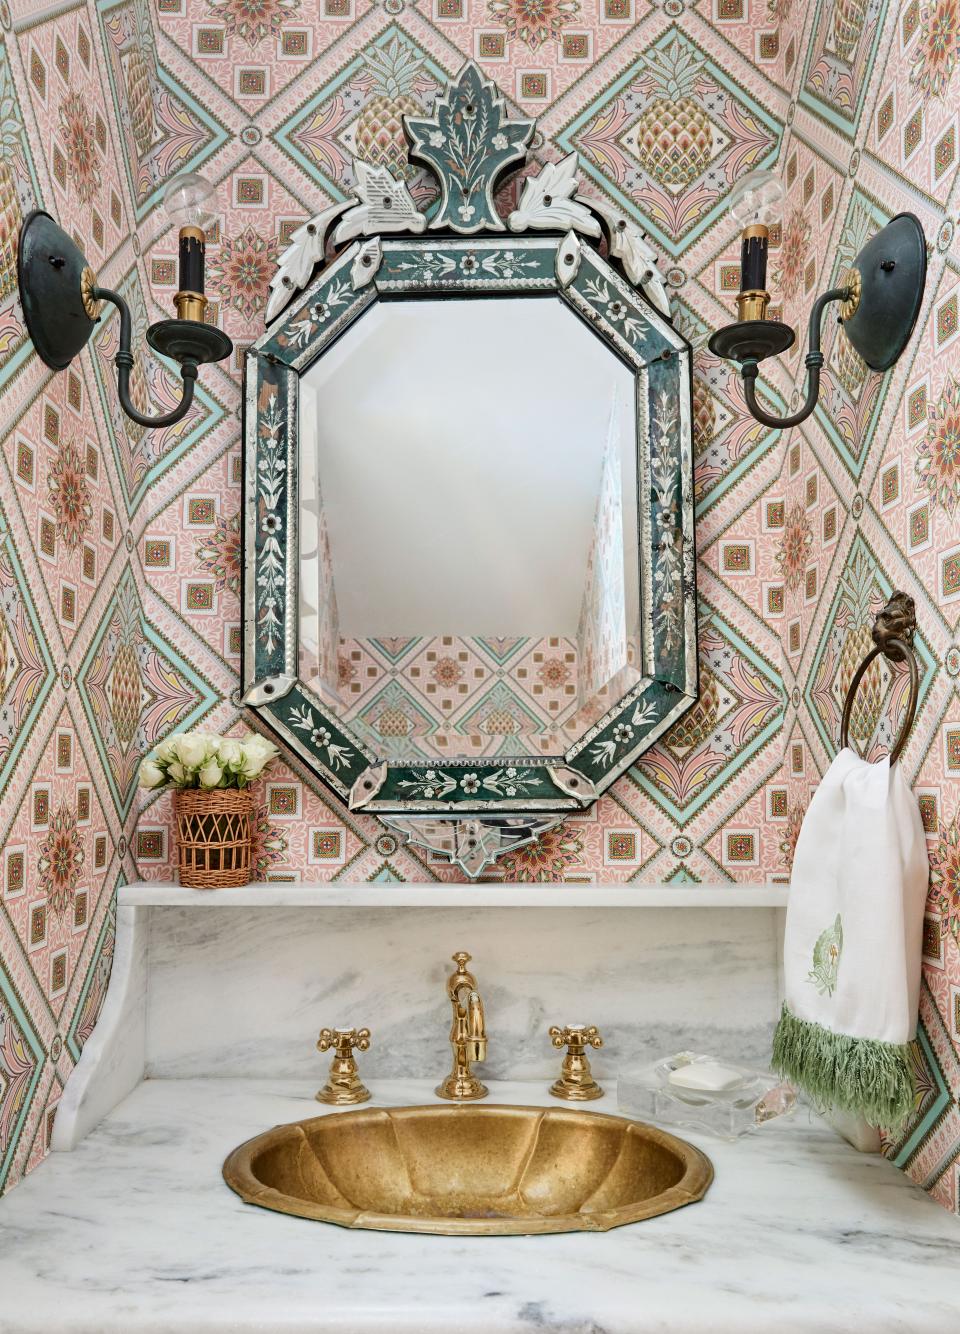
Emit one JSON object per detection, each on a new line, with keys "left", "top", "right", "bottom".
{"left": 242, "top": 63, "right": 697, "bottom": 876}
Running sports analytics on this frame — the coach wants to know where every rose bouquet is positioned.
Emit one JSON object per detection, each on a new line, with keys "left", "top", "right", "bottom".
{"left": 139, "top": 730, "right": 280, "bottom": 888}
{"left": 139, "top": 730, "right": 279, "bottom": 793}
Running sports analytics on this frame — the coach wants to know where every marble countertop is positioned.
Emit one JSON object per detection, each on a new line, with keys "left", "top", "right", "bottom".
{"left": 1, "top": 1078, "right": 957, "bottom": 1334}
{"left": 120, "top": 880, "right": 790, "bottom": 907}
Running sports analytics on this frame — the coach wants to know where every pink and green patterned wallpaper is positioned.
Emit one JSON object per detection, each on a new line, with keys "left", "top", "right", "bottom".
{"left": 773, "top": 0, "right": 960, "bottom": 1218}
{"left": 0, "top": 0, "right": 161, "bottom": 1195}
{"left": 0, "top": 0, "right": 958, "bottom": 1215}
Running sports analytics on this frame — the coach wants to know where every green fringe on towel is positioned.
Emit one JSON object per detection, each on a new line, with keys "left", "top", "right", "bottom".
{"left": 772, "top": 1003, "right": 915, "bottom": 1131}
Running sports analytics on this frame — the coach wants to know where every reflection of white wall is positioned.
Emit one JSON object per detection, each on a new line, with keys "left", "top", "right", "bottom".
{"left": 298, "top": 379, "right": 340, "bottom": 697}
{"left": 300, "top": 298, "right": 637, "bottom": 639}
{"left": 577, "top": 397, "right": 628, "bottom": 701}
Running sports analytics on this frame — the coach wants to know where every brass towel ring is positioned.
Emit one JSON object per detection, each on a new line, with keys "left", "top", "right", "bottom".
{"left": 839, "top": 592, "right": 919, "bottom": 765}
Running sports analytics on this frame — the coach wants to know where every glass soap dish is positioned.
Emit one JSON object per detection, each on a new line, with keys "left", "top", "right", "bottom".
{"left": 617, "top": 1051, "right": 796, "bottom": 1141}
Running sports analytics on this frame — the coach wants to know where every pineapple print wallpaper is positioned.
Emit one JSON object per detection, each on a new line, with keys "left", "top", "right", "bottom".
{"left": 0, "top": 0, "right": 958, "bottom": 1216}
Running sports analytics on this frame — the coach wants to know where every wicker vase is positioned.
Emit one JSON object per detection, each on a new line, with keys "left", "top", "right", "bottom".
{"left": 173, "top": 788, "right": 253, "bottom": 889}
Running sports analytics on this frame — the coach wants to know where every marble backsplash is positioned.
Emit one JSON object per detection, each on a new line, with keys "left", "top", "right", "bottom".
{"left": 144, "top": 907, "right": 782, "bottom": 1082}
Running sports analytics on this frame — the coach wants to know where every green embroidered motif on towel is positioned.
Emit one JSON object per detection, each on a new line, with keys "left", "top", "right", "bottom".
{"left": 807, "top": 913, "right": 843, "bottom": 996}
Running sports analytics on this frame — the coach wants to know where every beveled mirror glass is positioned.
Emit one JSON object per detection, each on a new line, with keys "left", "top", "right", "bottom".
{"left": 298, "top": 295, "right": 642, "bottom": 759}
{"left": 242, "top": 63, "right": 698, "bottom": 876}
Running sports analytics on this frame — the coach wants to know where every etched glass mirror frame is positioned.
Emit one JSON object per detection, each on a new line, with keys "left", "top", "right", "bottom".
{"left": 242, "top": 63, "right": 697, "bottom": 876}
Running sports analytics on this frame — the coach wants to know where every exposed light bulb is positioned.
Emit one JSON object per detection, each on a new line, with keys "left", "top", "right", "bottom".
{"left": 728, "top": 169, "right": 785, "bottom": 228}
{"left": 163, "top": 174, "right": 216, "bottom": 322}
{"left": 726, "top": 170, "right": 786, "bottom": 319}
{"left": 162, "top": 172, "right": 216, "bottom": 231}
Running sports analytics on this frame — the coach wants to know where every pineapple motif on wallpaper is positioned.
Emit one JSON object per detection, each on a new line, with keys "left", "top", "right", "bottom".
{"left": 664, "top": 663, "right": 721, "bottom": 757}
{"left": 693, "top": 376, "right": 718, "bottom": 456}
{"left": 830, "top": 0, "right": 869, "bottom": 63}
{"left": 355, "top": 38, "right": 428, "bottom": 181}
{"left": 634, "top": 38, "right": 712, "bottom": 191}
{"left": 830, "top": 202, "right": 873, "bottom": 400}
{"left": 834, "top": 550, "right": 886, "bottom": 746}
{"left": 0, "top": 58, "right": 26, "bottom": 304}
{"left": 124, "top": 0, "right": 157, "bottom": 160}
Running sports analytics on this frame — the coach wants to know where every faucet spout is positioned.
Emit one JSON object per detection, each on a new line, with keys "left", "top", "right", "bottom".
{"left": 436, "top": 952, "right": 489, "bottom": 1100}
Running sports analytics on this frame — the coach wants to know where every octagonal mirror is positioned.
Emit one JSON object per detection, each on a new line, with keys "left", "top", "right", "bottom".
{"left": 242, "top": 62, "right": 697, "bottom": 877}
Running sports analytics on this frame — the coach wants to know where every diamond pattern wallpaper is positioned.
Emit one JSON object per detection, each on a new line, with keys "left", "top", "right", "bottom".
{"left": 0, "top": 0, "right": 957, "bottom": 1215}
{"left": 0, "top": 0, "right": 150, "bottom": 1196}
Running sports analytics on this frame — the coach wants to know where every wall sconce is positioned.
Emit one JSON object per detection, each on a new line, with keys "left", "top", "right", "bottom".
{"left": 17, "top": 172, "right": 232, "bottom": 429}
{"left": 708, "top": 169, "right": 926, "bottom": 431}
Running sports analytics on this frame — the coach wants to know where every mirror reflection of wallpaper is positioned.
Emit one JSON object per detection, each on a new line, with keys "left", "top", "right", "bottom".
{"left": 299, "top": 387, "right": 640, "bottom": 760}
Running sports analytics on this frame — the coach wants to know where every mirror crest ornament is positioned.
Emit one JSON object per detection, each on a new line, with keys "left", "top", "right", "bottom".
{"left": 243, "top": 62, "right": 697, "bottom": 877}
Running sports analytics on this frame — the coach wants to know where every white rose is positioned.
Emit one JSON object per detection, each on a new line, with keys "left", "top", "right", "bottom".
{"left": 242, "top": 733, "right": 277, "bottom": 760}
{"left": 173, "top": 732, "right": 209, "bottom": 769}
{"left": 154, "top": 736, "right": 176, "bottom": 764}
{"left": 167, "top": 761, "right": 187, "bottom": 786}
{"left": 240, "top": 750, "right": 268, "bottom": 779}
{"left": 199, "top": 758, "right": 223, "bottom": 789}
{"left": 139, "top": 759, "right": 165, "bottom": 790}
{"left": 217, "top": 737, "right": 243, "bottom": 770}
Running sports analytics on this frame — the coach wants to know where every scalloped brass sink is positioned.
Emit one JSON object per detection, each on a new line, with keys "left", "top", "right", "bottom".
{"left": 222, "top": 1104, "right": 713, "bottom": 1235}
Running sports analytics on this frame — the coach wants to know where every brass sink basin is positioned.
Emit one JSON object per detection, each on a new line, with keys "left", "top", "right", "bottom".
{"left": 222, "top": 1104, "right": 713, "bottom": 1235}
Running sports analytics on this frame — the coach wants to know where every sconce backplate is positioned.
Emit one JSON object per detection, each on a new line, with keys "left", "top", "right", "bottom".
{"left": 841, "top": 212, "right": 926, "bottom": 372}
{"left": 17, "top": 210, "right": 98, "bottom": 371}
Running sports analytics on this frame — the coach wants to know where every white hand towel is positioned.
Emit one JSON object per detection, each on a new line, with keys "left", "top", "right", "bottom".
{"left": 772, "top": 747, "right": 928, "bottom": 1128}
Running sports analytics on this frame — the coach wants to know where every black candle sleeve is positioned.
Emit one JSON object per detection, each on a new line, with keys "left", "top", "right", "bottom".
{"left": 740, "top": 231, "right": 768, "bottom": 292}
{"left": 178, "top": 231, "right": 205, "bottom": 295}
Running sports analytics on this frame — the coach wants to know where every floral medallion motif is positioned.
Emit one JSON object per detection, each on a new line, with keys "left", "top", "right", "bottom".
{"left": 37, "top": 805, "right": 85, "bottom": 919}
{"left": 486, "top": 0, "right": 581, "bottom": 50}
{"left": 58, "top": 91, "right": 101, "bottom": 203}
{"left": 909, "top": 0, "right": 960, "bottom": 98}
{"left": 775, "top": 502, "right": 813, "bottom": 591}
{"left": 537, "top": 657, "right": 571, "bottom": 689}
{"left": 430, "top": 656, "right": 463, "bottom": 688}
{"left": 47, "top": 436, "right": 93, "bottom": 551}
{"left": 253, "top": 801, "right": 288, "bottom": 876}
{"left": 210, "top": 226, "right": 279, "bottom": 321}
{"left": 929, "top": 815, "right": 960, "bottom": 942}
{"left": 196, "top": 511, "right": 241, "bottom": 596}
{"left": 205, "top": 0, "right": 301, "bottom": 47}
{"left": 772, "top": 208, "right": 811, "bottom": 302}
{"left": 916, "top": 375, "right": 960, "bottom": 515}
{"left": 496, "top": 820, "right": 584, "bottom": 881}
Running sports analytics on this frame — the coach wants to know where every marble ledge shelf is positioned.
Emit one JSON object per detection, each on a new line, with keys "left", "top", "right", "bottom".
{"left": 120, "top": 881, "right": 790, "bottom": 908}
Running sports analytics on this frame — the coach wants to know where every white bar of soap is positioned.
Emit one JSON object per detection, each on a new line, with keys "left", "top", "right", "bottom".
{"left": 667, "top": 1061, "right": 744, "bottom": 1092}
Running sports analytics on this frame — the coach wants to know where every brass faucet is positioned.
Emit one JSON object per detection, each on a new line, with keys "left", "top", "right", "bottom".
{"left": 436, "top": 951, "right": 488, "bottom": 1101}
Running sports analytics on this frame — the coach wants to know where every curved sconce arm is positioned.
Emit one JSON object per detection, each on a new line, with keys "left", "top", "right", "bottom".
{"left": 709, "top": 212, "right": 926, "bottom": 434}
{"left": 740, "top": 286, "right": 850, "bottom": 431}
{"left": 91, "top": 285, "right": 197, "bottom": 429}
{"left": 17, "top": 204, "right": 232, "bottom": 431}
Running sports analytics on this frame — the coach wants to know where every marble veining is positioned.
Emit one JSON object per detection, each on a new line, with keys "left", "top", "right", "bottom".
{"left": 144, "top": 907, "right": 781, "bottom": 1080}
{"left": 0, "top": 1078, "right": 957, "bottom": 1333}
